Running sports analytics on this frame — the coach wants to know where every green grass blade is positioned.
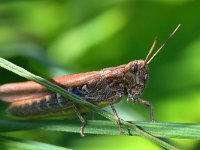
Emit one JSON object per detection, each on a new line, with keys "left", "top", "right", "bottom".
{"left": 0, "top": 134, "right": 71, "bottom": 150}
{"left": 0, "top": 57, "right": 179, "bottom": 150}
{"left": 0, "top": 119, "right": 199, "bottom": 139}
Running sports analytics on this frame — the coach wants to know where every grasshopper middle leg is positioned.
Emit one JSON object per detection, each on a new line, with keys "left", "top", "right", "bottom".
{"left": 72, "top": 104, "right": 87, "bottom": 136}
{"left": 109, "top": 102, "right": 124, "bottom": 134}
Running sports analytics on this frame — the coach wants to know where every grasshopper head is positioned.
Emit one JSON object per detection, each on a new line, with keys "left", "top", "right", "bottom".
{"left": 124, "top": 60, "right": 149, "bottom": 100}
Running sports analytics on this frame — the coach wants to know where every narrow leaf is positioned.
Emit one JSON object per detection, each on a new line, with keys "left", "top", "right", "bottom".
{"left": 0, "top": 134, "right": 71, "bottom": 150}
{"left": 0, "top": 119, "right": 199, "bottom": 139}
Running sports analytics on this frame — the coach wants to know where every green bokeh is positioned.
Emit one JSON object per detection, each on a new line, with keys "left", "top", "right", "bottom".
{"left": 0, "top": 0, "right": 200, "bottom": 149}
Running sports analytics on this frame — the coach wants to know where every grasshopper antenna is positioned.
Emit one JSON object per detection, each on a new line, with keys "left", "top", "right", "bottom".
{"left": 144, "top": 36, "right": 158, "bottom": 64}
{"left": 146, "top": 24, "right": 181, "bottom": 65}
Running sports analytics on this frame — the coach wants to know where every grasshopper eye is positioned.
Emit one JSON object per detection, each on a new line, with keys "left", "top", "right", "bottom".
{"left": 133, "top": 65, "right": 138, "bottom": 74}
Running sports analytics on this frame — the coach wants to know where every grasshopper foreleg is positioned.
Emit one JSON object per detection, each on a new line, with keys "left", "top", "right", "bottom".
{"left": 136, "top": 98, "right": 155, "bottom": 122}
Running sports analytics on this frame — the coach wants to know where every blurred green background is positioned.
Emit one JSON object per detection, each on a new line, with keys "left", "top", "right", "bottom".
{"left": 0, "top": 0, "right": 200, "bottom": 150}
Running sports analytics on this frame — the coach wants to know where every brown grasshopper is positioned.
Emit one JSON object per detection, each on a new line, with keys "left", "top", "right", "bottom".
{"left": 0, "top": 24, "right": 181, "bottom": 136}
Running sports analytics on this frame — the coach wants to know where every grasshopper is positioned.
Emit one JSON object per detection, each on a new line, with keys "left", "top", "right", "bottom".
{"left": 0, "top": 24, "right": 181, "bottom": 136}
